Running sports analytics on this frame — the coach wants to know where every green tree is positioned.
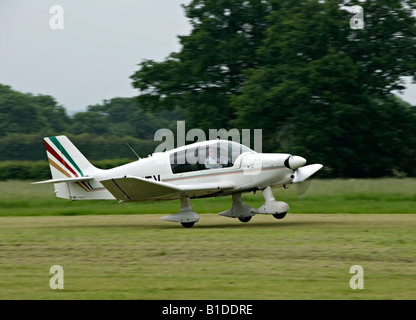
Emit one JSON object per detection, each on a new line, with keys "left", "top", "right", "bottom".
{"left": 70, "top": 110, "right": 111, "bottom": 136}
{"left": 130, "top": 0, "right": 272, "bottom": 130}
{"left": 0, "top": 84, "right": 70, "bottom": 136}
{"left": 232, "top": 0, "right": 416, "bottom": 177}
{"left": 76, "top": 97, "right": 184, "bottom": 139}
{"left": 32, "top": 95, "right": 69, "bottom": 133}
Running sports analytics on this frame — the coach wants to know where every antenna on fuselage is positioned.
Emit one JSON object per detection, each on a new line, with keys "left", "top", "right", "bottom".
{"left": 125, "top": 142, "right": 141, "bottom": 160}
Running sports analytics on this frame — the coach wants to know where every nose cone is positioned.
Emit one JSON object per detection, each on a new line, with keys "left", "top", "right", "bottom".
{"left": 285, "top": 155, "right": 307, "bottom": 170}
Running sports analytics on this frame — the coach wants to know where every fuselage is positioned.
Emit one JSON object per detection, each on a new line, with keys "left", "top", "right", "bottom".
{"left": 86, "top": 140, "right": 300, "bottom": 200}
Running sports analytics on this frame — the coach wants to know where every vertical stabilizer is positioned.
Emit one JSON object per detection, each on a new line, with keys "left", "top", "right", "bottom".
{"left": 44, "top": 136, "right": 94, "bottom": 180}
{"left": 41, "top": 136, "right": 114, "bottom": 200}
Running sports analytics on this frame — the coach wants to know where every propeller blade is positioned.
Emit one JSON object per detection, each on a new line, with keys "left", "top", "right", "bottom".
{"left": 296, "top": 179, "right": 312, "bottom": 198}
{"left": 293, "top": 164, "right": 323, "bottom": 183}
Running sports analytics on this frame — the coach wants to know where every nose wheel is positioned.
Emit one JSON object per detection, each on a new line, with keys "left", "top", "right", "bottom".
{"left": 272, "top": 212, "right": 287, "bottom": 220}
{"left": 255, "top": 187, "right": 289, "bottom": 219}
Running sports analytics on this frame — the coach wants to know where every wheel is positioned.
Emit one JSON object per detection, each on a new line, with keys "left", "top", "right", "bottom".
{"left": 272, "top": 212, "right": 287, "bottom": 220}
{"left": 238, "top": 216, "right": 252, "bottom": 223}
{"left": 181, "top": 222, "right": 195, "bottom": 228}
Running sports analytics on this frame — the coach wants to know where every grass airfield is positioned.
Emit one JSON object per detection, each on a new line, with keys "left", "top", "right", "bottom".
{"left": 0, "top": 179, "right": 415, "bottom": 299}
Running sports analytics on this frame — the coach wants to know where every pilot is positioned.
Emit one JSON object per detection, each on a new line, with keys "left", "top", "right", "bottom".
{"left": 218, "top": 147, "right": 231, "bottom": 167}
{"left": 205, "top": 147, "right": 222, "bottom": 169}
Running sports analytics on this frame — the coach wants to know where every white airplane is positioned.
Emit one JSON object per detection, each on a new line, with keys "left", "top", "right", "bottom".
{"left": 33, "top": 136, "right": 323, "bottom": 228}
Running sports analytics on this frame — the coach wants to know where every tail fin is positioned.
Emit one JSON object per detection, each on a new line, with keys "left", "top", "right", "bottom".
{"left": 35, "top": 136, "right": 114, "bottom": 200}
{"left": 44, "top": 135, "right": 94, "bottom": 179}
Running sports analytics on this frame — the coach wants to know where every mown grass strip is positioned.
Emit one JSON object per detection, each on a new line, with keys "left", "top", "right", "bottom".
{"left": 0, "top": 214, "right": 415, "bottom": 299}
{"left": 0, "top": 179, "right": 415, "bottom": 216}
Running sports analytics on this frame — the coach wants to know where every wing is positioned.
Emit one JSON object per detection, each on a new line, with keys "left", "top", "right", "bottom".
{"left": 99, "top": 176, "right": 234, "bottom": 201}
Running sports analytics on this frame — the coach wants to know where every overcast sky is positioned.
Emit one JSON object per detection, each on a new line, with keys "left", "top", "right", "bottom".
{"left": 0, "top": 0, "right": 191, "bottom": 114}
{"left": 0, "top": 0, "right": 415, "bottom": 115}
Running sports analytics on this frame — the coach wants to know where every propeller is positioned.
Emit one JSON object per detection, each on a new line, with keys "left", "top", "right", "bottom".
{"left": 295, "top": 178, "right": 312, "bottom": 199}
{"left": 293, "top": 164, "right": 323, "bottom": 183}
{"left": 283, "top": 155, "right": 323, "bottom": 198}
{"left": 277, "top": 125, "right": 322, "bottom": 197}
{"left": 291, "top": 164, "right": 323, "bottom": 199}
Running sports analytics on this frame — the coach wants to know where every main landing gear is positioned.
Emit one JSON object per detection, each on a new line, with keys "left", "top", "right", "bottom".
{"left": 162, "top": 187, "right": 289, "bottom": 228}
{"left": 219, "top": 193, "right": 255, "bottom": 221}
{"left": 238, "top": 216, "right": 252, "bottom": 223}
{"left": 161, "top": 196, "right": 200, "bottom": 228}
{"left": 180, "top": 222, "right": 196, "bottom": 228}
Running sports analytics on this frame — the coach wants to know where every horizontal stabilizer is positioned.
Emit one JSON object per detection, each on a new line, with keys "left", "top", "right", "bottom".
{"left": 293, "top": 164, "right": 323, "bottom": 183}
{"left": 32, "top": 176, "right": 94, "bottom": 185}
{"left": 100, "top": 176, "right": 233, "bottom": 201}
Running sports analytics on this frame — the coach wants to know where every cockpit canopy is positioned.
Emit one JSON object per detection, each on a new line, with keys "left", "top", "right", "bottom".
{"left": 169, "top": 140, "right": 254, "bottom": 174}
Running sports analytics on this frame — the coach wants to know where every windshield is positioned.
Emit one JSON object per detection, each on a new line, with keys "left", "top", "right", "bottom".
{"left": 170, "top": 141, "right": 253, "bottom": 174}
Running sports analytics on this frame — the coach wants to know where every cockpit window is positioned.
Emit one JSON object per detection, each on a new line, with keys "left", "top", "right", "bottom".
{"left": 170, "top": 141, "right": 253, "bottom": 174}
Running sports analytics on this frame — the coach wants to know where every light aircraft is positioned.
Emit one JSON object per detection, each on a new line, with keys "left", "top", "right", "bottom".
{"left": 33, "top": 136, "right": 323, "bottom": 228}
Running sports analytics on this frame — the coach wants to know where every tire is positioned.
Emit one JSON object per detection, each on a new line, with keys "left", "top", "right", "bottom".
{"left": 181, "top": 222, "right": 195, "bottom": 228}
{"left": 272, "top": 212, "right": 287, "bottom": 220}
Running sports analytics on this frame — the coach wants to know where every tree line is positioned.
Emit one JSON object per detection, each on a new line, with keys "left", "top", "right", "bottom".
{"left": 0, "top": 83, "right": 184, "bottom": 140}
{"left": 1, "top": 0, "right": 416, "bottom": 178}
{"left": 0, "top": 83, "right": 180, "bottom": 161}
